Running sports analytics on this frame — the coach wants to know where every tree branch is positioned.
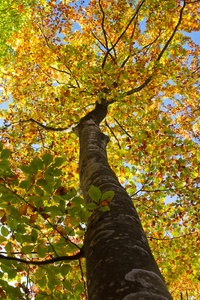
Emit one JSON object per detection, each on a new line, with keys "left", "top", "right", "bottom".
{"left": 101, "top": 0, "right": 145, "bottom": 69}
{"left": 156, "top": 0, "right": 186, "bottom": 62}
{"left": 0, "top": 250, "right": 83, "bottom": 265}
{"left": 125, "top": 76, "right": 152, "bottom": 96}
{"left": 2, "top": 184, "right": 82, "bottom": 251}
{"left": 1, "top": 119, "right": 77, "bottom": 132}
{"left": 105, "top": 119, "right": 121, "bottom": 149}
{"left": 92, "top": 31, "right": 117, "bottom": 66}
{"left": 121, "top": 30, "right": 161, "bottom": 68}
{"left": 113, "top": 117, "right": 132, "bottom": 139}
{"left": 124, "top": 1, "right": 186, "bottom": 96}
{"left": 99, "top": 0, "right": 108, "bottom": 50}
{"left": 147, "top": 231, "right": 198, "bottom": 241}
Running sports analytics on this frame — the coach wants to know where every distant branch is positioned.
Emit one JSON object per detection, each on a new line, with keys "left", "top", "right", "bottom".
{"left": 92, "top": 31, "right": 116, "bottom": 65}
{"left": 156, "top": 0, "right": 186, "bottom": 62}
{"left": 99, "top": 0, "right": 108, "bottom": 50}
{"left": 27, "top": 119, "right": 76, "bottom": 132}
{"left": 105, "top": 119, "right": 121, "bottom": 149}
{"left": 50, "top": 65, "right": 71, "bottom": 76}
{"left": 121, "top": 31, "right": 161, "bottom": 68}
{"left": 185, "top": 0, "right": 199, "bottom": 3}
{"left": 0, "top": 250, "right": 83, "bottom": 266}
{"left": 36, "top": 19, "right": 80, "bottom": 88}
{"left": 36, "top": 23, "right": 52, "bottom": 51}
{"left": 120, "top": 19, "right": 137, "bottom": 68}
{"left": 37, "top": 64, "right": 66, "bottom": 85}
{"left": 111, "top": 0, "right": 145, "bottom": 50}
{"left": 141, "top": 188, "right": 175, "bottom": 193}
{"left": 1, "top": 119, "right": 76, "bottom": 133}
{"left": 101, "top": 0, "right": 145, "bottom": 68}
{"left": 125, "top": 76, "right": 152, "bottom": 96}
{"left": 125, "top": 1, "right": 186, "bottom": 96}
{"left": 113, "top": 117, "right": 132, "bottom": 138}
{"left": 147, "top": 231, "right": 198, "bottom": 241}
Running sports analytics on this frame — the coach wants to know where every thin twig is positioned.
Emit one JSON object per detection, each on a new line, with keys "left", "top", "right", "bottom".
{"left": 125, "top": 1, "right": 186, "bottom": 96}
{"left": 156, "top": 0, "right": 186, "bottom": 62}
{"left": 36, "top": 19, "right": 80, "bottom": 88}
{"left": 3, "top": 184, "right": 82, "bottom": 250}
{"left": 101, "top": 0, "right": 145, "bottom": 68}
{"left": 147, "top": 231, "right": 198, "bottom": 241}
{"left": 91, "top": 32, "right": 116, "bottom": 65}
{"left": 122, "top": 30, "right": 161, "bottom": 68}
{"left": 105, "top": 119, "right": 121, "bottom": 149}
{"left": 98, "top": 0, "right": 108, "bottom": 50}
{"left": 0, "top": 251, "right": 83, "bottom": 266}
{"left": 78, "top": 258, "right": 87, "bottom": 298}
{"left": 113, "top": 117, "right": 132, "bottom": 138}
{"left": 50, "top": 65, "right": 71, "bottom": 76}
{"left": 19, "top": 118, "right": 77, "bottom": 132}
{"left": 126, "top": 76, "right": 152, "bottom": 96}
{"left": 121, "top": 14, "right": 138, "bottom": 68}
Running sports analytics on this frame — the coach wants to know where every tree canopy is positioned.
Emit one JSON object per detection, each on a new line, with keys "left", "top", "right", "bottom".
{"left": 0, "top": 0, "right": 199, "bottom": 299}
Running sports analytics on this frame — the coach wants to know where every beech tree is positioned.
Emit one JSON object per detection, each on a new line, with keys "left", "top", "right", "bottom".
{"left": 0, "top": 0, "right": 199, "bottom": 299}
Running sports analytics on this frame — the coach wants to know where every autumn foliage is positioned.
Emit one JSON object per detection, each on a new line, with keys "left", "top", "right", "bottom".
{"left": 0, "top": 0, "right": 199, "bottom": 299}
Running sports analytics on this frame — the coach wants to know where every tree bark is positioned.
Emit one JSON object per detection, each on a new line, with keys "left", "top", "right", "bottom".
{"left": 77, "top": 103, "right": 172, "bottom": 300}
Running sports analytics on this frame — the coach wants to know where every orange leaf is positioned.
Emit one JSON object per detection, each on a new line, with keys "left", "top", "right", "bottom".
{"left": 30, "top": 213, "right": 38, "bottom": 224}
{"left": 19, "top": 204, "right": 28, "bottom": 216}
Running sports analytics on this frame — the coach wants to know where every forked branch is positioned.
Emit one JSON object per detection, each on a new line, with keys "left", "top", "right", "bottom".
{"left": 101, "top": 0, "right": 145, "bottom": 69}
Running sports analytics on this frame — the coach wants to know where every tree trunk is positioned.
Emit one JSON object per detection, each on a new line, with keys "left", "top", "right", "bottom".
{"left": 77, "top": 103, "right": 172, "bottom": 300}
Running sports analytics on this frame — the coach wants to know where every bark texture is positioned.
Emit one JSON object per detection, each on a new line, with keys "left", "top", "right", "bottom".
{"left": 77, "top": 103, "right": 172, "bottom": 300}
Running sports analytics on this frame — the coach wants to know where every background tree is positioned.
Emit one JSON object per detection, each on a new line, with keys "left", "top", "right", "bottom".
{"left": 0, "top": 0, "right": 199, "bottom": 299}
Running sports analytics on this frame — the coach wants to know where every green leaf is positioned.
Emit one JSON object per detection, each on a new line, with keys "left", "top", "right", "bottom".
{"left": 88, "top": 185, "right": 101, "bottom": 202}
{"left": 51, "top": 168, "right": 62, "bottom": 176}
{"left": 46, "top": 206, "right": 62, "bottom": 217}
{"left": 0, "top": 236, "right": 7, "bottom": 243}
{"left": 42, "top": 153, "right": 53, "bottom": 166}
{"left": 0, "top": 160, "right": 12, "bottom": 177}
{"left": 20, "top": 165, "right": 33, "bottom": 175}
{"left": 37, "top": 178, "right": 48, "bottom": 187}
{"left": 31, "top": 229, "right": 38, "bottom": 243}
{"left": 1, "top": 226, "right": 9, "bottom": 236}
{"left": 53, "top": 178, "right": 62, "bottom": 190}
{"left": 38, "top": 276, "right": 47, "bottom": 288}
{"left": 9, "top": 219, "right": 18, "bottom": 231}
{"left": 37, "top": 244, "right": 47, "bottom": 258}
{"left": 62, "top": 187, "right": 77, "bottom": 200}
{"left": 53, "top": 157, "right": 64, "bottom": 167}
{"left": 22, "top": 245, "right": 34, "bottom": 254}
{"left": 5, "top": 241, "right": 12, "bottom": 253}
{"left": 75, "top": 282, "right": 84, "bottom": 294}
{"left": 101, "top": 190, "right": 114, "bottom": 201}
{"left": 63, "top": 280, "right": 72, "bottom": 291}
{"left": 35, "top": 186, "right": 44, "bottom": 197}
{"left": 19, "top": 180, "right": 31, "bottom": 189}
{"left": 0, "top": 149, "right": 11, "bottom": 159}
{"left": 72, "top": 196, "right": 85, "bottom": 206}
{"left": 7, "top": 269, "right": 17, "bottom": 279}
{"left": 46, "top": 167, "right": 62, "bottom": 177}
{"left": 34, "top": 267, "right": 45, "bottom": 280}
{"left": 86, "top": 203, "right": 97, "bottom": 210}
{"left": 99, "top": 206, "right": 110, "bottom": 212}
{"left": 0, "top": 142, "right": 3, "bottom": 151}
{"left": 37, "top": 179, "right": 52, "bottom": 193}
{"left": 60, "top": 264, "right": 70, "bottom": 276}
{"left": 32, "top": 158, "right": 44, "bottom": 171}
